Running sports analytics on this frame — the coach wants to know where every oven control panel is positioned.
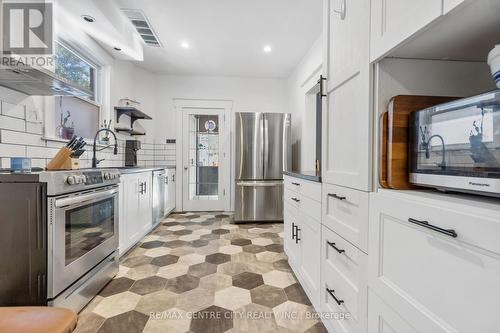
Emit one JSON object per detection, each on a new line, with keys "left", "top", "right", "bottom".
{"left": 65, "top": 170, "right": 120, "bottom": 186}
{"left": 84, "top": 171, "right": 104, "bottom": 185}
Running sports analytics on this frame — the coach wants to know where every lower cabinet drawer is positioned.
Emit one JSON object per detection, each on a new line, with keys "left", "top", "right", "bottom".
{"left": 321, "top": 225, "right": 368, "bottom": 333}
{"left": 284, "top": 188, "right": 321, "bottom": 222}
{"left": 369, "top": 192, "right": 500, "bottom": 333}
{"left": 284, "top": 176, "right": 322, "bottom": 200}
{"left": 322, "top": 183, "right": 369, "bottom": 253}
{"left": 368, "top": 290, "right": 418, "bottom": 333}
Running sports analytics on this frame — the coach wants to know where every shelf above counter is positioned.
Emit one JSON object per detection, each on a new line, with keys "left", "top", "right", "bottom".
{"left": 115, "top": 128, "right": 146, "bottom": 136}
{"left": 114, "top": 106, "right": 152, "bottom": 121}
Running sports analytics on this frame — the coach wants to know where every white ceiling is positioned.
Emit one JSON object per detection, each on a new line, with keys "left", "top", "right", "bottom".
{"left": 114, "top": 0, "right": 323, "bottom": 78}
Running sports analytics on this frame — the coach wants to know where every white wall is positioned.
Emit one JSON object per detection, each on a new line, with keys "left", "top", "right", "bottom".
{"left": 111, "top": 60, "right": 158, "bottom": 141}
{"left": 286, "top": 36, "right": 323, "bottom": 171}
{"left": 153, "top": 75, "right": 288, "bottom": 143}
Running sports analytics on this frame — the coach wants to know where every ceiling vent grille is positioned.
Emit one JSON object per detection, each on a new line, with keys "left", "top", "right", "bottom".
{"left": 121, "top": 9, "right": 162, "bottom": 47}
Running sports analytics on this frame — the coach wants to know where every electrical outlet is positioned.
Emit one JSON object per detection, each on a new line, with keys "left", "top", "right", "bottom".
{"left": 166, "top": 139, "right": 176, "bottom": 144}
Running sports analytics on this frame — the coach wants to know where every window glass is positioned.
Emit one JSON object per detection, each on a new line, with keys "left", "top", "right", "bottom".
{"left": 55, "top": 42, "right": 96, "bottom": 99}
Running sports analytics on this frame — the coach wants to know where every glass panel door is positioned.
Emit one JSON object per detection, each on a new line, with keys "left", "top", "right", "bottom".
{"left": 188, "top": 114, "right": 220, "bottom": 201}
{"left": 183, "top": 109, "right": 229, "bottom": 211}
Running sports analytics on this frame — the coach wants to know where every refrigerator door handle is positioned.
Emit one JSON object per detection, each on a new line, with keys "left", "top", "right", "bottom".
{"left": 236, "top": 181, "right": 283, "bottom": 187}
{"left": 263, "top": 116, "right": 269, "bottom": 177}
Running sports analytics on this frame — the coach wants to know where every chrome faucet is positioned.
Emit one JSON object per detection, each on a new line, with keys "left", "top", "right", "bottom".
{"left": 92, "top": 128, "right": 118, "bottom": 168}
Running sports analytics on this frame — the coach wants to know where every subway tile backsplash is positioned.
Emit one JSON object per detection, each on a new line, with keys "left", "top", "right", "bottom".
{"left": 0, "top": 99, "right": 176, "bottom": 169}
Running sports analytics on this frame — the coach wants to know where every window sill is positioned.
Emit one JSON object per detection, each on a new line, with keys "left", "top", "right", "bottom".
{"left": 42, "top": 136, "right": 116, "bottom": 148}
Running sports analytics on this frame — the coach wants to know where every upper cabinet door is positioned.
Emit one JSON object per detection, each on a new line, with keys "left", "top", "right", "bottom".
{"left": 370, "top": 0, "right": 443, "bottom": 62}
{"left": 327, "top": 0, "right": 370, "bottom": 88}
{"left": 323, "top": 0, "right": 371, "bottom": 191}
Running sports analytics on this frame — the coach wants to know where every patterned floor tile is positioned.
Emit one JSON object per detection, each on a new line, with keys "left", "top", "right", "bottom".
{"left": 214, "top": 286, "right": 252, "bottom": 310}
{"left": 77, "top": 212, "right": 326, "bottom": 333}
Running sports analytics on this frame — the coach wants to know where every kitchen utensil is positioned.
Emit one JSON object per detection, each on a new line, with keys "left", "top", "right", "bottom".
{"left": 382, "top": 95, "right": 458, "bottom": 189}
{"left": 66, "top": 137, "right": 78, "bottom": 148}
{"left": 71, "top": 150, "right": 86, "bottom": 158}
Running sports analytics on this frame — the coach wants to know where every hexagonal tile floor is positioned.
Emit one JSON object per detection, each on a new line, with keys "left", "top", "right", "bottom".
{"left": 75, "top": 212, "right": 327, "bottom": 333}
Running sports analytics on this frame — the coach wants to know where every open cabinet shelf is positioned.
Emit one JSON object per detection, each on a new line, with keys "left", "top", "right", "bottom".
{"left": 114, "top": 106, "right": 152, "bottom": 136}
{"left": 115, "top": 128, "right": 146, "bottom": 136}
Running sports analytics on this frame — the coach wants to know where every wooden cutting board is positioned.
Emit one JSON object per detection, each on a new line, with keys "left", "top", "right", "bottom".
{"left": 384, "top": 95, "right": 459, "bottom": 190}
{"left": 379, "top": 112, "right": 389, "bottom": 188}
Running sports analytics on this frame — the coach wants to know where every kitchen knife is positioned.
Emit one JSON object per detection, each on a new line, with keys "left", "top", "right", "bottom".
{"left": 66, "top": 137, "right": 77, "bottom": 148}
{"left": 71, "top": 149, "right": 86, "bottom": 158}
{"left": 76, "top": 138, "right": 86, "bottom": 150}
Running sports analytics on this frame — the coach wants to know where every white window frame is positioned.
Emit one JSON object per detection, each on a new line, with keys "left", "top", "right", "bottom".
{"left": 55, "top": 40, "right": 102, "bottom": 104}
{"left": 43, "top": 38, "right": 106, "bottom": 142}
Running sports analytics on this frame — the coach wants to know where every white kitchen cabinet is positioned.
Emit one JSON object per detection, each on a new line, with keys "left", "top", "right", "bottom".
{"left": 368, "top": 290, "right": 418, "bottom": 333}
{"left": 284, "top": 204, "right": 301, "bottom": 267}
{"left": 119, "top": 171, "right": 153, "bottom": 256}
{"left": 165, "top": 169, "right": 176, "bottom": 215}
{"left": 321, "top": 225, "right": 368, "bottom": 333}
{"left": 138, "top": 172, "right": 153, "bottom": 235}
{"left": 370, "top": 0, "right": 443, "bottom": 61}
{"left": 283, "top": 176, "right": 321, "bottom": 309}
{"left": 322, "top": 183, "right": 369, "bottom": 253}
{"left": 327, "top": 0, "right": 369, "bottom": 87}
{"left": 369, "top": 191, "right": 500, "bottom": 333}
{"left": 322, "top": 0, "right": 371, "bottom": 191}
{"left": 297, "top": 211, "right": 321, "bottom": 303}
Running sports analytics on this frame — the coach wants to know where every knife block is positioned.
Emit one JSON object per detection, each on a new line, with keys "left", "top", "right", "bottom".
{"left": 47, "top": 147, "right": 80, "bottom": 170}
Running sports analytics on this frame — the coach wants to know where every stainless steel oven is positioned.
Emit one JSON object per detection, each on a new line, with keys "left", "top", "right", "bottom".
{"left": 48, "top": 185, "right": 119, "bottom": 299}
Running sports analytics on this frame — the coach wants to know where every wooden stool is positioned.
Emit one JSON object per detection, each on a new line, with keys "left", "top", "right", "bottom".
{"left": 0, "top": 307, "right": 77, "bottom": 333}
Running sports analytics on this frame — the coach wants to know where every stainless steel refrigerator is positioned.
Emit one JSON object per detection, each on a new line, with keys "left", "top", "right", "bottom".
{"left": 234, "top": 112, "right": 291, "bottom": 222}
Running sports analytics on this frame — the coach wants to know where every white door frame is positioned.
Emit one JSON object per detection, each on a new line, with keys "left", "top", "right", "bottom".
{"left": 174, "top": 99, "right": 233, "bottom": 212}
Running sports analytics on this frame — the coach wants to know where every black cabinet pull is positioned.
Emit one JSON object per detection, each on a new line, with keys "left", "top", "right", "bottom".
{"left": 326, "top": 288, "right": 344, "bottom": 306}
{"left": 291, "top": 182, "right": 300, "bottom": 186}
{"left": 295, "top": 225, "right": 301, "bottom": 244}
{"left": 144, "top": 182, "right": 147, "bottom": 193}
{"left": 139, "top": 182, "right": 144, "bottom": 194}
{"left": 327, "top": 241, "right": 345, "bottom": 254}
{"left": 291, "top": 222, "right": 296, "bottom": 240}
{"left": 328, "top": 193, "right": 346, "bottom": 201}
{"left": 408, "top": 218, "right": 457, "bottom": 238}
{"left": 291, "top": 197, "right": 300, "bottom": 203}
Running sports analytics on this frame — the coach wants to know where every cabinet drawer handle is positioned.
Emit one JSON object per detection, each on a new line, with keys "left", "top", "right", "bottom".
{"left": 328, "top": 193, "right": 346, "bottom": 201}
{"left": 408, "top": 218, "right": 458, "bottom": 238}
{"left": 291, "top": 182, "right": 300, "bottom": 186}
{"left": 326, "top": 288, "right": 344, "bottom": 306}
{"left": 291, "top": 222, "right": 296, "bottom": 240}
{"left": 295, "top": 225, "right": 301, "bottom": 244}
{"left": 327, "top": 241, "right": 345, "bottom": 254}
{"left": 333, "top": 0, "right": 346, "bottom": 20}
{"left": 291, "top": 197, "right": 300, "bottom": 203}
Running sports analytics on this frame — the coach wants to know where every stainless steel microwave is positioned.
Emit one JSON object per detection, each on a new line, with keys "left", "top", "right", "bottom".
{"left": 409, "top": 90, "right": 500, "bottom": 197}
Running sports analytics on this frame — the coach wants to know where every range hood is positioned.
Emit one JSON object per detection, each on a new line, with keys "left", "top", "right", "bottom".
{"left": 0, "top": 62, "right": 93, "bottom": 97}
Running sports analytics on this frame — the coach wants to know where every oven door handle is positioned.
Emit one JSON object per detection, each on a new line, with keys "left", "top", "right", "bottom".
{"left": 55, "top": 188, "right": 119, "bottom": 208}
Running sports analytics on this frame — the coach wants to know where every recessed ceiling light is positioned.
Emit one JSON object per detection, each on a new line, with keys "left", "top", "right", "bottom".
{"left": 82, "top": 15, "right": 96, "bottom": 23}
{"left": 180, "top": 41, "right": 190, "bottom": 49}
{"left": 114, "top": 47, "right": 122, "bottom": 51}
{"left": 263, "top": 45, "right": 272, "bottom": 53}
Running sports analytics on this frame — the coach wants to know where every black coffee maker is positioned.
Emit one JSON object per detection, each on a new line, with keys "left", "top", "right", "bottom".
{"left": 125, "top": 140, "right": 141, "bottom": 167}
